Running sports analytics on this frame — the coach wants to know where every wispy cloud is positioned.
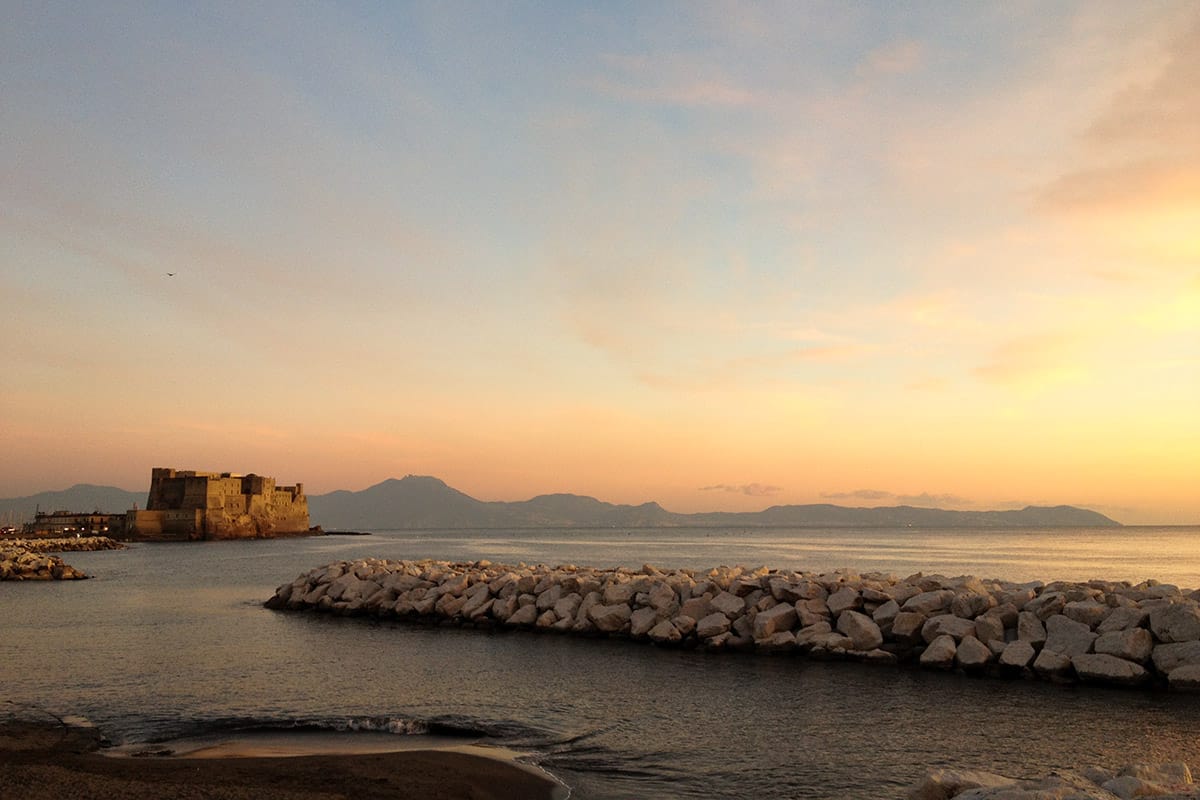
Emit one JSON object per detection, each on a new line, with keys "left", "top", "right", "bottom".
{"left": 1032, "top": 8, "right": 1200, "bottom": 262}
{"left": 700, "top": 483, "right": 783, "bottom": 497}
{"left": 821, "top": 489, "right": 894, "bottom": 501}
{"left": 858, "top": 40, "right": 924, "bottom": 77}
{"left": 821, "top": 489, "right": 975, "bottom": 507}
{"left": 972, "top": 332, "right": 1085, "bottom": 387}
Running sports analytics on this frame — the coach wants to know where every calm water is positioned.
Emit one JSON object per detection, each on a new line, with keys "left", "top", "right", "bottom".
{"left": 3, "top": 526, "right": 1200, "bottom": 799}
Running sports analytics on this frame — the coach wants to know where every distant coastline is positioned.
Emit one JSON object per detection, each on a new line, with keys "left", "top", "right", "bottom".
{"left": 0, "top": 475, "right": 1122, "bottom": 532}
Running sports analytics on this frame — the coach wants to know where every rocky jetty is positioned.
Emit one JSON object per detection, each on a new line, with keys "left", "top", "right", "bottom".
{"left": 265, "top": 559, "right": 1200, "bottom": 691}
{"left": 0, "top": 536, "right": 121, "bottom": 580}
{"left": 1, "top": 546, "right": 86, "bottom": 581}
{"left": 6, "top": 536, "right": 125, "bottom": 553}
{"left": 910, "top": 762, "right": 1198, "bottom": 799}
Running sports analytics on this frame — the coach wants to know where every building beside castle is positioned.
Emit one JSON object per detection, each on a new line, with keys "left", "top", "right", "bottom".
{"left": 21, "top": 510, "right": 123, "bottom": 538}
{"left": 123, "top": 468, "right": 310, "bottom": 541}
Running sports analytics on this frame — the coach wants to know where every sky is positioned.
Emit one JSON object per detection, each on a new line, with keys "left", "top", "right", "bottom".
{"left": 2, "top": 2, "right": 1197, "bottom": 524}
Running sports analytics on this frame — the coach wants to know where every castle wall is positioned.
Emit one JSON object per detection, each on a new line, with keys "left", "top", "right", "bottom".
{"left": 138, "top": 467, "right": 310, "bottom": 540}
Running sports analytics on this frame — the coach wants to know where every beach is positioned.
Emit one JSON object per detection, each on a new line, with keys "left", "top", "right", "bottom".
{"left": 0, "top": 720, "right": 563, "bottom": 800}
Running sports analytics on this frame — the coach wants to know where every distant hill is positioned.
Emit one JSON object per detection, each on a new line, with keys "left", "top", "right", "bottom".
{"left": 307, "top": 475, "right": 1121, "bottom": 530}
{"left": 0, "top": 484, "right": 146, "bottom": 526}
{"left": 0, "top": 476, "right": 1122, "bottom": 531}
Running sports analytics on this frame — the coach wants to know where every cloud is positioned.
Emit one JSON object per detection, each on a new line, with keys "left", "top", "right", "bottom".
{"left": 590, "top": 51, "right": 761, "bottom": 108}
{"left": 1084, "top": 12, "right": 1200, "bottom": 150}
{"left": 895, "top": 492, "right": 974, "bottom": 507}
{"left": 972, "top": 332, "right": 1085, "bottom": 387}
{"left": 821, "top": 489, "right": 975, "bottom": 507}
{"left": 858, "top": 40, "right": 924, "bottom": 77}
{"left": 1032, "top": 8, "right": 1200, "bottom": 262}
{"left": 700, "top": 483, "right": 783, "bottom": 497}
{"left": 821, "top": 489, "right": 894, "bottom": 501}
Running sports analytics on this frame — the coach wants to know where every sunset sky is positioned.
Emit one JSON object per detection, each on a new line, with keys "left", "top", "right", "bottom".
{"left": 2, "top": 3, "right": 1197, "bottom": 524}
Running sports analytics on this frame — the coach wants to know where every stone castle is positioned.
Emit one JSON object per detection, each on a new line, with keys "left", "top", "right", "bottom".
{"left": 124, "top": 468, "right": 310, "bottom": 541}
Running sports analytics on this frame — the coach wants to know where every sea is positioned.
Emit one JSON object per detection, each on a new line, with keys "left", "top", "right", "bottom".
{"left": 4, "top": 526, "right": 1200, "bottom": 799}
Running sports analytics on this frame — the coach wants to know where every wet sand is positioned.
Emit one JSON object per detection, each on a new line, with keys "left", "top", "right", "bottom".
{"left": 0, "top": 721, "right": 565, "bottom": 800}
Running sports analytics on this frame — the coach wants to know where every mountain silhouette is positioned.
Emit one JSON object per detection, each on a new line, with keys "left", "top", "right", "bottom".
{"left": 305, "top": 475, "right": 1121, "bottom": 530}
{"left": 0, "top": 484, "right": 146, "bottom": 526}
{"left": 0, "top": 476, "right": 1123, "bottom": 531}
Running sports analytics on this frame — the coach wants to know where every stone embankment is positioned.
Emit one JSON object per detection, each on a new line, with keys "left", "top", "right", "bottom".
{"left": 265, "top": 559, "right": 1200, "bottom": 691}
{"left": 911, "top": 762, "right": 1198, "bottom": 799}
{"left": 0, "top": 536, "right": 121, "bottom": 581}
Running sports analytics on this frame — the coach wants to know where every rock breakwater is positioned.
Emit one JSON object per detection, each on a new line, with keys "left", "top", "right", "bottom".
{"left": 910, "top": 761, "right": 1198, "bottom": 799}
{"left": 265, "top": 559, "right": 1200, "bottom": 691}
{"left": 0, "top": 537, "right": 121, "bottom": 580}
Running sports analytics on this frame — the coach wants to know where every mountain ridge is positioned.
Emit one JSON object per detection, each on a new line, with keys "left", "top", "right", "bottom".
{"left": 0, "top": 476, "right": 1123, "bottom": 530}
{"left": 308, "top": 474, "right": 1120, "bottom": 530}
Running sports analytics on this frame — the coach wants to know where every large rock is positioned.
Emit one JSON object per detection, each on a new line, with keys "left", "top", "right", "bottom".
{"left": 1097, "top": 607, "right": 1149, "bottom": 633}
{"left": 696, "top": 612, "right": 732, "bottom": 639}
{"left": 1063, "top": 600, "right": 1110, "bottom": 629}
{"left": 891, "top": 612, "right": 928, "bottom": 643}
{"left": 679, "top": 596, "right": 711, "bottom": 620}
{"left": 1168, "top": 664, "right": 1200, "bottom": 691}
{"left": 505, "top": 604, "right": 539, "bottom": 626}
{"left": 648, "top": 619, "right": 682, "bottom": 644}
{"left": 1073, "top": 654, "right": 1150, "bottom": 686}
{"left": 827, "top": 586, "right": 862, "bottom": 616}
{"left": 919, "top": 635, "right": 957, "bottom": 669}
{"left": 602, "top": 580, "right": 638, "bottom": 605}
{"left": 1149, "top": 603, "right": 1200, "bottom": 643}
{"left": 836, "top": 610, "right": 883, "bottom": 651}
{"left": 1151, "top": 641, "right": 1200, "bottom": 674}
{"left": 758, "top": 631, "right": 798, "bottom": 652}
{"left": 955, "top": 636, "right": 993, "bottom": 670}
{"left": 1017, "top": 611, "right": 1047, "bottom": 645}
{"left": 999, "top": 640, "right": 1037, "bottom": 669}
{"left": 710, "top": 591, "right": 745, "bottom": 619}
{"left": 922, "top": 614, "right": 977, "bottom": 644}
{"left": 873, "top": 599, "right": 901, "bottom": 629}
{"left": 1024, "top": 591, "right": 1066, "bottom": 620}
{"left": 1032, "top": 649, "right": 1073, "bottom": 682}
{"left": 907, "top": 768, "right": 1014, "bottom": 800}
{"left": 1093, "top": 628, "right": 1153, "bottom": 664}
{"left": 794, "top": 598, "right": 831, "bottom": 627}
{"left": 973, "top": 613, "right": 1005, "bottom": 645}
{"left": 647, "top": 581, "right": 679, "bottom": 613}
{"left": 753, "top": 602, "right": 798, "bottom": 639}
{"left": 588, "top": 603, "right": 632, "bottom": 633}
{"left": 903, "top": 590, "right": 954, "bottom": 615}
{"left": 951, "top": 592, "right": 993, "bottom": 619}
{"left": 1043, "top": 614, "right": 1096, "bottom": 657}
{"left": 553, "top": 593, "right": 582, "bottom": 620}
{"left": 1117, "top": 762, "right": 1192, "bottom": 785}
{"left": 629, "top": 606, "right": 660, "bottom": 637}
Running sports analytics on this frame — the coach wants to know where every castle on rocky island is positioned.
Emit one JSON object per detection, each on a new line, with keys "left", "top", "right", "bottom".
{"left": 23, "top": 468, "right": 310, "bottom": 541}
{"left": 127, "top": 468, "right": 310, "bottom": 540}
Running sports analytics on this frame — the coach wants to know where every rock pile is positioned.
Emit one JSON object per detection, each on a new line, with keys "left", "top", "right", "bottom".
{"left": 910, "top": 762, "right": 1198, "bottom": 799}
{"left": 0, "top": 545, "right": 88, "bottom": 580}
{"left": 265, "top": 559, "right": 1200, "bottom": 690}
{"left": 6, "top": 537, "right": 125, "bottom": 553}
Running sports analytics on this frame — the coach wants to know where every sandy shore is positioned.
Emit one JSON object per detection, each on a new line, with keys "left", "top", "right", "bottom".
{"left": 0, "top": 721, "right": 566, "bottom": 800}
